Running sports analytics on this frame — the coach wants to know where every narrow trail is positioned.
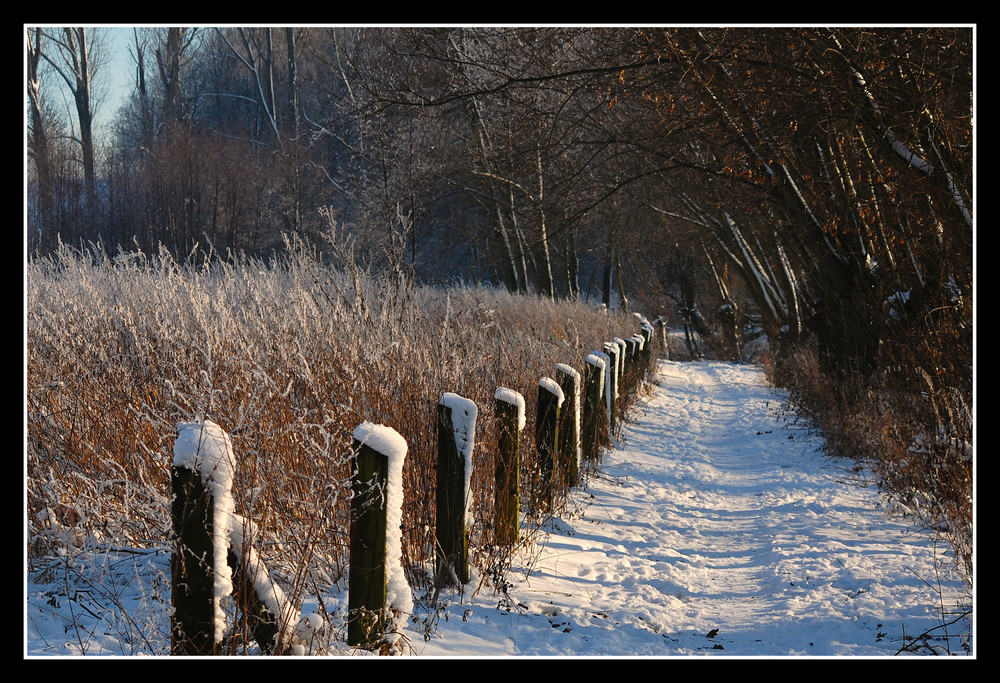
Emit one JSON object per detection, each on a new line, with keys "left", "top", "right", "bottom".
{"left": 415, "top": 360, "right": 970, "bottom": 656}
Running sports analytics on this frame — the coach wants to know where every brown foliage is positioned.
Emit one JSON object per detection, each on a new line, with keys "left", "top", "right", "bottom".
{"left": 25, "top": 240, "right": 646, "bottom": 602}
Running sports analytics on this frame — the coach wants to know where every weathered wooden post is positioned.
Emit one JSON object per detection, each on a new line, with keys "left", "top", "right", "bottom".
{"left": 635, "top": 332, "right": 648, "bottom": 377}
{"left": 640, "top": 322, "right": 653, "bottom": 373}
{"left": 556, "top": 363, "right": 581, "bottom": 489}
{"left": 603, "top": 342, "right": 620, "bottom": 435}
{"left": 170, "top": 465, "right": 217, "bottom": 656}
{"left": 436, "top": 393, "right": 478, "bottom": 586}
{"left": 632, "top": 334, "right": 646, "bottom": 387}
{"left": 347, "top": 422, "right": 412, "bottom": 649}
{"left": 583, "top": 353, "right": 608, "bottom": 462}
{"left": 623, "top": 337, "right": 638, "bottom": 394}
{"left": 348, "top": 426, "right": 388, "bottom": 648}
{"left": 536, "top": 377, "right": 563, "bottom": 512}
{"left": 171, "top": 420, "right": 236, "bottom": 656}
{"left": 613, "top": 337, "right": 630, "bottom": 416}
{"left": 654, "top": 317, "right": 669, "bottom": 360}
{"left": 614, "top": 338, "right": 629, "bottom": 395}
{"left": 494, "top": 387, "right": 524, "bottom": 546}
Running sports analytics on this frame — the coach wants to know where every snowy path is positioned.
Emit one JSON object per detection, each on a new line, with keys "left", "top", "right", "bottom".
{"left": 25, "top": 360, "right": 971, "bottom": 657}
{"left": 413, "top": 360, "right": 970, "bottom": 657}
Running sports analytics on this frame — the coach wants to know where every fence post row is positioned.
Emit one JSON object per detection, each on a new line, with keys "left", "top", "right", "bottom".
{"left": 436, "top": 393, "right": 478, "bottom": 586}
{"left": 170, "top": 321, "right": 654, "bottom": 655}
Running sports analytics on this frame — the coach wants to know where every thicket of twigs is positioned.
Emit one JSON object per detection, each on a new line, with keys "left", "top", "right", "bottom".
{"left": 26, "top": 235, "right": 646, "bottom": 614}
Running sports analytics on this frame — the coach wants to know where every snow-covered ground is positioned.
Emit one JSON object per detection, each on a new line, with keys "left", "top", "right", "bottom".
{"left": 25, "top": 359, "right": 973, "bottom": 657}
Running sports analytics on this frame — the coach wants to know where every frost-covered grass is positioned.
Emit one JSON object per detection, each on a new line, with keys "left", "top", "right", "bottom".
{"left": 25, "top": 238, "right": 646, "bottom": 653}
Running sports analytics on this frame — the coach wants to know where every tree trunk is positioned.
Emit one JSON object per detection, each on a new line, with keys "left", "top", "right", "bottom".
{"left": 535, "top": 143, "right": 555, "bottom": 299}
{"left": 601, "top": 228, "right": 613, "bottom": 308}
{"left": 26, "top": 28, "right": 54, "bottom": 251}
{"left": 615, "top": 245, "right": 628, "bottom": 315}
{"left": 565, "top": 221, "right": 579, "bottom": 299}
{"left": 157, "top": 28, "right": 185, "bottom": 129}
{"left": 285, "top": 28, "right": 299, "bottom": 139}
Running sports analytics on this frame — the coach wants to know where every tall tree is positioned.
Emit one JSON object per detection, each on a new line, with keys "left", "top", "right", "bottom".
{"left": 26, "top": 28, "right": 55, "bottom": 249}
{"left": 155, "top": 27, "right": 198, "bottom": 131}
{"left": 40, "top": 27, "right": 104, "bottom": 214}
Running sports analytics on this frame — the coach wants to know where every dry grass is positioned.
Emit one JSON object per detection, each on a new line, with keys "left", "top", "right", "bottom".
{"left": 25, "top": 236, "right": 651, "bottom": 628}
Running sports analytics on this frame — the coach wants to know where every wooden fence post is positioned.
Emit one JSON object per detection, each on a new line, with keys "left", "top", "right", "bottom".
{"left": 536, "top": 377, "right": 564, "bottom": 512}
{"left": 170, "top": 420, "right": 236, "bottom": 656}
{"left": 583, "top": 353, "right": 608, "bottom": 462}
{"left": 614, "top": 338, "right": 628, "bottom": 396}
{"left": 623, "top": 337, "right": 638, "bottom": 393}
{"left": 436, "top": 393, "right": 478, "bottom": 586}
{"left": 654, "top": 317, "right": 669, "bottom": 359}
{"left": 603, "top": 342, "right": 620, "bottom": 434}
{"left": 556, "top": 364, "right": 581, "bottom": 489}
{"left": 615, "top": 338, "right": 630, "bottom": 421}
{"left": 348, "top": 425, "right": 391, "bottom": 648}
{"left": 494, "top": 387, "right": 524, "bottom": 546}
{"left": 170, "top": 464, "right": 219, "bottom": 656}
{"left": 634, "top": 334, "right": 644, "bottom": 382}
{"left": 640, "top": 322, "right": 653, "bottom": 373}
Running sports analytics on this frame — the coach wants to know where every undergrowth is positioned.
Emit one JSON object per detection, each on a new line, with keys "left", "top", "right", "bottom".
{"left": 25, "top": 234, "right": 652, "bottom": 654}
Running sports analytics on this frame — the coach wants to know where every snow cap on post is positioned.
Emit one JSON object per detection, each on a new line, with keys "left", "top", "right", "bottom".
{"left": 351, "top": 421, "right": 413, "bottom": 624}
{"left": 352, "top": 421, "right": 408, "bottom": 461}
{"left": 586, "top": 352, "right": 606, "bottom": 374}
{"left": 440, "top": 392, "right": 479, "bottom": 526}
{"left": 539, "top": 376, "right": 565, "bottom": 407}
{"left": 555, "top": 362, "right": 580, "bottom": 384}
{"left": 495, "top": 386, "right": 526, "bottom": 431}
{"left": 439, "top": 392, "right": 479, "bottom": 462}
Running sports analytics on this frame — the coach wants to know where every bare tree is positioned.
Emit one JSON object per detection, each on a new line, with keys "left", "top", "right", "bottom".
{"left": 26, "top": 28, "right": 55, "bottom": 249}
{"left": 39, "top": 27, "right": 105, "bottom": 214}
{"left": 155, "top": 27, "right": 199, "bottom": 131}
